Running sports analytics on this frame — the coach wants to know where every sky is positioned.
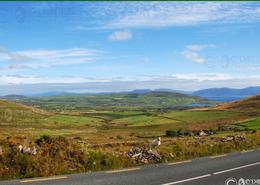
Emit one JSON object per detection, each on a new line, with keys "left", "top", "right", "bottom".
{"left": 0, "top": 2, "right": 260, "bottom": 95}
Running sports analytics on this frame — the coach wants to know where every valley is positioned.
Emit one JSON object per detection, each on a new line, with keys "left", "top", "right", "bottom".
{"left": 0, "top": 92, "right": 260, "bottom": 179}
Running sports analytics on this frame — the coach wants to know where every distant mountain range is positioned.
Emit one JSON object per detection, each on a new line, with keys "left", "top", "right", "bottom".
{"left": 0, "top": 94, "right": 27, "bottom": 100}
{"left": 25, "top": 89, "right": 190, "bottom": 97}
{"left": 192, "top": 86, "right": 260, "bottom": 101}
{"left": 1, "top": 86, "right": 260, "bottom": 102}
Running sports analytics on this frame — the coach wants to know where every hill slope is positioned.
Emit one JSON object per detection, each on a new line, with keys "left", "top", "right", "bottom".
{"left": 0, "top": 99, "right": 50, "bottom": 127}
{"left": 214, "top": 95, "right": 260, "bottom": 113}
{"left": 0, "top": 94, "right": 27, "bottom": 100}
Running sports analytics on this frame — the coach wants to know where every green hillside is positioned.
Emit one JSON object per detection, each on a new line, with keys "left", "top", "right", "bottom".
{"left": 0, "top": 99, "right": 48, "bottom": 127}
{"left": 18, "top": 92, "right": 209, "bottom": 112}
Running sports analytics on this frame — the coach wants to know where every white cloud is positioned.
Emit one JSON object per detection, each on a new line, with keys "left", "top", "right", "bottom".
{"left": 186, "top": 44, "right": 215, "bottom": 51}
{"left": 181, "top": 44, "right": 214, "bottom": 64}
{"left": 181, "top": 50, "right": 206, "bottom": 64}
{"left": 172, "top": 73, "right": 231, "bottom": 81}
{"left": 108, "top": 31, "right": 132, "bottom": 41}
{"left": 99, "top": 2, "right": 260, "bottom": 29}
{"left": 0, "top": 73, "right": 254, "bottom": 85}
{"left": 1, "top": 73, "right": 260, "bottom": 94}
{"left": 0, "top": 75, "right": 111, "bottom": 85}
{"left": 0, "top": 48, "right": 100, "bottom": 70}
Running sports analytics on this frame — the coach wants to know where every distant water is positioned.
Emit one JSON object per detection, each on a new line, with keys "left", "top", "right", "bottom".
{"left": 203, "top": 97, "right": 246, "bottom": 102}
{"left": 186, "top": 103, "right": 214, "bottom": 107}
{"left": 171, "top": 103, "right": 214, "bottom": 108}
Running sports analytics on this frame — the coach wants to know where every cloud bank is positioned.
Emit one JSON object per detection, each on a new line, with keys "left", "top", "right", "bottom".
{"left": 0, "top": 48, "right": 100, "bottom": 71}
{"left": 0, "top": 73, "right": 260, "bottom": 95}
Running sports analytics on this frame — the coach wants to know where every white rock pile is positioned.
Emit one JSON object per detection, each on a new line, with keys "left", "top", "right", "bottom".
{"left": 220, "top": 135, "right": 246, "bottom": 142}
{"left": 128, "top": 147, "right": 161, "bottom": 164}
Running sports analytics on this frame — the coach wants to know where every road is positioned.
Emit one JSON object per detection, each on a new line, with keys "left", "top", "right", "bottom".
{"left": 1, "top": 149, "right": 260, "bottom": 185}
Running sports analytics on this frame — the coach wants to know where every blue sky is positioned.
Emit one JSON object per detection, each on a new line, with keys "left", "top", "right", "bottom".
{"left": 0, "top": 2, "right": 260, "bottom": 94}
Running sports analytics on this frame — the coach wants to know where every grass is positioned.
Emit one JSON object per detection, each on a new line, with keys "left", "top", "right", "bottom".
{"left": 47, "top": 115, "right": 104, "bottom": 127}
{"left": 233, "top": 117, "right": 260, "bottom": 130}
{"left": 0, "top": 100, "right": 47, "bottom": 128}
{"left": 162, "top": 110, "right": 245, "bottom": 130}
{"left": 111, "top": 115, "right": 180, "bottom": 127}
{"left": 163, "top": 110, "right": 239, "bottom": 123}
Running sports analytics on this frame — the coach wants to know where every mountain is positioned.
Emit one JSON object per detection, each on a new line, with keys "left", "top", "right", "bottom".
{"left": 214, "top": 95, "right": 260, "bottom": 113}
{"left": 28, "top": 91, "right": 82, "bottom": 97}
{"left": 24, "top": 89, "right": 187, "bottom": 97}
{"left": 193, "top": 87, "right": 260, "bottom": 101}
{"left": 0, "top": 94, "right": 27, "bottom": 100}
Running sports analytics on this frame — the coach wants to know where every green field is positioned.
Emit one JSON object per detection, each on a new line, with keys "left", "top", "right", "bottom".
{"left": 48, "top": 115, "right": 104, "bottom": 127}
{"left": 233, "top": 118, "right": 260, "bottom": 130}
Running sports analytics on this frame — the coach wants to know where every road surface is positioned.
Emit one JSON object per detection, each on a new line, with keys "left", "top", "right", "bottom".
{"left": 1, "top": 149, "right": 260, "bottom": 185}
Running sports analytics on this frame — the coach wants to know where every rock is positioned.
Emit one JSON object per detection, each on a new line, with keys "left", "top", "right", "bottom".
{"left": 198, "top": 130, "right": 214, "bottom": 136}
{"left": 184, "top": 130, "right": 193, "bottom": 136}
{"left": 128, "top": 147, "right": 161, "bottom": 164}
{"left": 199, "top": 130, "right": 207, "bottom": 136}
{"left": 16, "top": 145, "right": 37, "bottom": 155}
{"left": 169, "top": 153, "right": 175, "bottom": 158}
{"left": 17, "top": 144, "right": 23, "bottom": 152}
{"left": 220, "top": 135, "right": 246, "bottom": 142}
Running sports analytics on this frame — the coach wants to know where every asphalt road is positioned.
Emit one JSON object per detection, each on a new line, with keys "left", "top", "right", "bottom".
{"left": 1, "top": 149, "right": 260, "bottom": 185}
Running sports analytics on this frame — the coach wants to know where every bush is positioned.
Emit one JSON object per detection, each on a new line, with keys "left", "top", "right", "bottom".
{"left": 166, "top": 130, "right": 178, "bottom": 137}
{"left": 116, "top": 135, "right": 123, "bottom": 139}
{"left": 35, "top": 135, "right": 53, "bottom": 145}
{"left": 166, "top": 129, "right": 183, "bottom": 137}
{"left": 177, "top": 129, "right": 183, "bottom": 136}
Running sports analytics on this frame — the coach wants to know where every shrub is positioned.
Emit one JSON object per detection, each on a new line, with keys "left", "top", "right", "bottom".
{"left": 35, "top": 135, "right": 53, "bottom": 145}
{"left": 166, "top": 130, "right": 178, "bottom": 137}
{"left": 116, "top": 135, "right": 123, "bottom": 139}
{"left": 177, "top": 129, "right": 183, "bottom": 136}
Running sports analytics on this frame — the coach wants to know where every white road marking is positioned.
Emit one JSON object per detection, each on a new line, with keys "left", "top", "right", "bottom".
{"left": 20, "top": 176, "right": 67, "bottom": 183}
{"left": 168, "top": 160, "right": 192, "bottom": 165}
{"left": 162, "top": 160, "right": 260, "bottom": 185}
{"left": 210, "top": 154, "right": 227, "bottom": 159}
{"left": 161, "top": 174, "right": 211, "bottom": 185}
{"left": 213, "top": 161, "right": 260, "bottom": 175}
{"left": 241, "top": 150, "right": 254, "bottom": 153}
{"left": 106, "top": 167, "right": 140, "bottom": 173}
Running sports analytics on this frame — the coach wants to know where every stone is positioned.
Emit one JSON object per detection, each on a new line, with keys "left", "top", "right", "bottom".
{"left": 128, "top": 147, "right": 161, "bottom": 164}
